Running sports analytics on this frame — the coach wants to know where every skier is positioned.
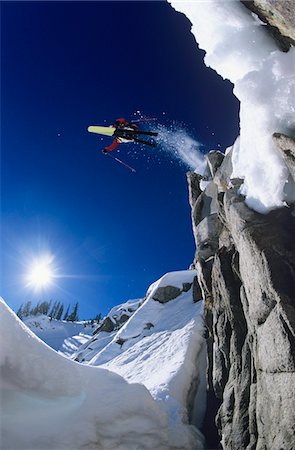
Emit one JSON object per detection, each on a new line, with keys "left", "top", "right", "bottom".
{"left": 88, "top": 117, "right": 158, "bottom": 172}
{"left": 102, "top": 118, "right": 139, "bottom": 154}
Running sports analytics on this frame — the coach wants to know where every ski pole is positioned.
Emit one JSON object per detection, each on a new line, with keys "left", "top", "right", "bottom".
{"left": 106, "top": 152, "right": 136, "bottom": 173}
{"left": 130, "top": 118, "right": 157, "bottom": 124}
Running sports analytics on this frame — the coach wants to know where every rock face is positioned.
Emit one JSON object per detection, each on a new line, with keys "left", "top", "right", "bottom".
{"left": 242, "top": 0, "right": 295, "bottom": 51}
{"left": 273, "top": 133, "right": 295, "bottom": 182}
{"left": 188, "top": 146, "right": 295, "bottom": 449}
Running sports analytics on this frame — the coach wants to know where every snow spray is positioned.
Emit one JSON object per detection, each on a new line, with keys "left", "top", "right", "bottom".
{"left": 155, "top": 123, "right": 207, "bottom": 175}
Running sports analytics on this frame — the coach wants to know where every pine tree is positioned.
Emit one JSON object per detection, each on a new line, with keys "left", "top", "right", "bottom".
{"left": 95, "top": 313, "right": 102, "bottom": 323}
{"left": 31, "top": 302, "right": 40, "bottom": 316}
{"left": 68, "top": 302, "right": 79, "bottom": 322}
{"left": 63, "top": 304, "right": 70, "bottom": 321}
{"left": 56, "top": 304, "right": 64, "bottom": 321}
{"left": 45, "top": 300, "right": 51, "bottom": 315}
{"left": 49, "top": 301, "right": 59, "bottom": 320}
{"left": 16, "top": 304, "right": 24, "bottom": 319}
{"left": 38, "top": 301, "right": 50, "bottom": 315}
{"left": 22, "top": 301, "right": 32, "bottom": 317}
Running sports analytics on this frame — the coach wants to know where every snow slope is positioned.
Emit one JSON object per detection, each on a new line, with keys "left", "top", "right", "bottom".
{"left": 0, "top": 297, "right": 202, "bottom": 450}
{"left": 171, "top": 0, "right": 295, "bottom": 213}
{"left": 73, "top": 270, "right": 206, "bottom": 446}
{"left": 71, "top": 298, "right": 145, "bottom": 363}
{"left": 0, "top": 270, "right": 205, "bottom": 449}
{"left": 23, "top": 315, "right": 93, "bottom": 354}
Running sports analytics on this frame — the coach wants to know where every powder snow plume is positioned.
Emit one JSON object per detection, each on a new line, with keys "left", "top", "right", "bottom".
{"left": 155, "top": 124, "right": 207, "bottom": 175}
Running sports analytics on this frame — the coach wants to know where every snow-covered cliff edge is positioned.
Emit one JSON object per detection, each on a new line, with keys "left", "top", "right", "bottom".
{"left": 172, "top": 1, "right": 295, "bottom": 448}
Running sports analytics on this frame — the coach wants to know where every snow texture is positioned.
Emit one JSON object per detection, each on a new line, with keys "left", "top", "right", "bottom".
{"left": 23, "top": 315, "right": 93, "bottom": 355}
{"left": 0, "top": 270, "right": 205, "bottom": 449}
{"left": 73, "top": 271, "right": 206, "bottom": 448}
{"left": 171, "top": 0, "right": 295, "bottom": 213}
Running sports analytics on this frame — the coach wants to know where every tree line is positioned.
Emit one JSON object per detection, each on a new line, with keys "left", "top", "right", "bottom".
{"left": 16, "top": 300, "right": 102, "bottom": 324}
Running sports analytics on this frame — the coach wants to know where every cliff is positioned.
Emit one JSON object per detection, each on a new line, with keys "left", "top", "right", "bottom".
{"left": 166, "top": 0, "right": 295, "bottom": 447}
{"left": 188, "top": 142, "right": 295, "bottom": 449}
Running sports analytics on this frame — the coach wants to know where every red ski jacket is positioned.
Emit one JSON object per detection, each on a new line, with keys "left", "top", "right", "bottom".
{"left": 104, "top": 118, "right": 139, "bottom": 153}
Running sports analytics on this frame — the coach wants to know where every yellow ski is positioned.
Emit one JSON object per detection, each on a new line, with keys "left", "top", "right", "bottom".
{"left": 87, "top": 126, "right": 116, "bottom": 137}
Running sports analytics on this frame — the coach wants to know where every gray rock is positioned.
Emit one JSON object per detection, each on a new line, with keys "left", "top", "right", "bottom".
{"left": 214, "top": 147, "right": 233, "bottom": 193}
{"left": 94, "top": 316, "right": 114, "bottom": 333}
{"left": 115, "top": 337, "right": 125, "bottom": 347}
{"left": 206, "top": 151, "right": 224, "bottom": 178}
{"left": 273, "top": 132, "right": 295, "bottom": 181}
{"left": 182, "top": 282, "right": 192, "bottom": 292}
{"left": 117, "top": 313, "right": 130, "bottom": 325}
{"left": 203, "top": 182, "right": 219, "bottom": 216}
{"left": 152, "top": 285, "right": 182, "bottom": 303}
{"left": 192, "top": 276, "right": 203, "bottom": 302}
{"left": 187, "top": 172, "right": 203, "bottom": 207}
{"left": 93, "top": 313, "right": 131, "bottom": 335}
{"left": 191, "top": 182, "right": 220, "bottom": 232}
{"left": 187, "top": 153, "right": 295, "bottom": 449}
{"left": 195, "top": 213, "right": 222, "bottom": 261}
{"left": 186, "top": 3, "right": 295, "bottom": 446}
{"left": 256, "top": 371, "right": 295, "bottom": 450}
{"left": 241, "top": 0, "right": 295, "bottom": 51}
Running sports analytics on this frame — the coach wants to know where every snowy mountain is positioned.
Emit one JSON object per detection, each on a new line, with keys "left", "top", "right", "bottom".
{"left": 0, "top": 270, "right": 206, "bottom": 449}
{"left": 22, "top": 298, "right": 145, "bottom": 356}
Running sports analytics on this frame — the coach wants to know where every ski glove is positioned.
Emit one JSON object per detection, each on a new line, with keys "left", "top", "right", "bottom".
{"left": 102, "top": 149, "right": 108, "bottom": 154}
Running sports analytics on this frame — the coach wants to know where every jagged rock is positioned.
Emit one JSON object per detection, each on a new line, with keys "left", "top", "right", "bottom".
{"left": 195, "top": 214, "right": 223, "bottom": 261}
{"left": 115, "top": 337, "right": 126, "bottom": 347}
{"left": 241, "top": 0, "right": 295, "bottom": 51}
{"left": 192, "top": 183, "right": 220, "bottom": 230}
{"left": 182, "top": 282, "right": 192, "bottom": 292}
{"left": 256, "top": 371, "right": 295, "bottom": 449}
{"left": 188, "top": 164, "right": 295, "bottom": 449}
{"left": 152, "top": 285, "right": 182, "bottom": 303}
{"left": 117, "top": 313, "right": 130, "bottom": 325}
{"left": 192, "top": 277, "right": 203, "bottom": 302}
{"left": 187, "top": 172, "right": 203, "bottom": 205}
{"left": 95, "top": 316, "right": 114, "bottom": 333}
{"left": 93, "top": 313, "right": 130, "bottom": 334}
{"left": 213, "top": 147, "right": 233, "bottom": 193}
{"left": 203, "top": 182, "right": 220, "bottom": 216}
{"left": 206, "top": 151, "right": 224, "bottom": 178}
{"left": 273, "top": 132, "right": 295, "bottom": 181}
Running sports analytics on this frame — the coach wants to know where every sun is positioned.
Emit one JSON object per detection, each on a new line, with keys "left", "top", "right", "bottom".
{"left": 26, "top": 255, "right": 55, "bottom": 290}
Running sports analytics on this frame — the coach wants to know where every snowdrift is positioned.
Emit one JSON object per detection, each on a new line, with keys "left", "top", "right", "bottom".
{"left": 72, "top": 270, "right": 206, "bottom": 447}
{"left": 23, "top": 314, "right": 93, "bottom": 354}
{"left": 171, "top": 0, "right": 295, "bottom": 213}
{"left": 0, "top": 271, "right": 205, "bottom": 449}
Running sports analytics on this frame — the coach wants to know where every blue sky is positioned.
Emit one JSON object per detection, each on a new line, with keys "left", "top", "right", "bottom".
{"left": 1, "top": 1, "right": 239, "bottom": 318}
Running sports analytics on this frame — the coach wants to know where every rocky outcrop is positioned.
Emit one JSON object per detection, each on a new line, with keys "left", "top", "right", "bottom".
{"left": 152, "top": 285, "right": 182, "bottom": 303}
{"left": 92, "top": 299, "right": 144, "bottom": 336}
{"left": 241, "top": 0, "right": 295, "bottom": 51}
{"left": 188, "top": 147, "right": 295, "bottom": 449}
{"left": 273, "top": 133, "right": 295, "bottom": 182}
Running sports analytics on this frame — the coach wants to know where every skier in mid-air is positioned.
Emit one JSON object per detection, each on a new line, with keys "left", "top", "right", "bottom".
{"left": 102, "top": 118, "right": 139, "bottom": 154}
{"left": 102, "top": 117, "right": 158, "bottom": 154}
{"left": 87, "top": 117, "right": 158, "bottom": 172}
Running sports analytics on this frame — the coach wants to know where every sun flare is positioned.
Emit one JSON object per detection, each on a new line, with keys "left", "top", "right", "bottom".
{"left": 26, "top": 256, "right": 55, "bottom": 290}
